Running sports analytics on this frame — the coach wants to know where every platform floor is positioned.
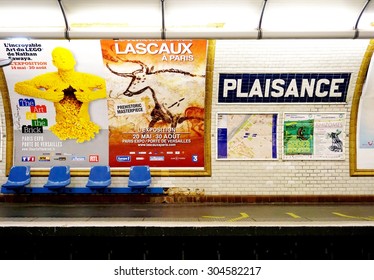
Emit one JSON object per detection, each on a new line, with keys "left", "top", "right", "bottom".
{"left": 1, "top": 203, "right": 374, "bottom": 259}
{"left": 1, "top": 202, "right": 374, "bottom": 227}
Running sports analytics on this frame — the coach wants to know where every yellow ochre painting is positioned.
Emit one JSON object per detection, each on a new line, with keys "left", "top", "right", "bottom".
{"left": 14, "top": 47, "right": 106, "bottom": 143}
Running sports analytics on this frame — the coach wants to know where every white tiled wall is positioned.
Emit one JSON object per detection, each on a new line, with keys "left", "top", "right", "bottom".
{"left": 1, "top": 39, "right": 374, "bottom": 196}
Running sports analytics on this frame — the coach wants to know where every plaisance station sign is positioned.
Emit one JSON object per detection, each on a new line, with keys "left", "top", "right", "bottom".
{"left": 218, "top": 73, "right": 351, "bottom": 103}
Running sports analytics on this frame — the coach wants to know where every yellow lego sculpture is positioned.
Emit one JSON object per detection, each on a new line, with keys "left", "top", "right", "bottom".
{"left": 14, "top": 47, "right": 107, "bottom": 143}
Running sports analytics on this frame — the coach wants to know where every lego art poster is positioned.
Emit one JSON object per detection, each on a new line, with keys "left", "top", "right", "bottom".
{"left": 101, "top": 40, "right": 208, "bottom": 169}
{"left": 0, "top": 40, "right": 109, "bottom": 168}
{"left": 283, "top": 113, "right": 345, "bottom": 160}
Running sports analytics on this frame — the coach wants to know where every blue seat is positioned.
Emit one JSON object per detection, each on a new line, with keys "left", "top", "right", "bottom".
{"left": 86, "top": 165, "right": 111, "bottom": 190}
{"left": 44, "top": 166, "right": 70, "bottom": 190}
{"left": 2, "top": 166, "right": 31, "bottom": 190}
{"left": 128, "top": 165, "right": 151, "bottom": 189}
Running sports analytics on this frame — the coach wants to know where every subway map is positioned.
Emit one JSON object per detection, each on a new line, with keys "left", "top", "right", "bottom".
{"left": 217, "top": 114, "right": 277, "bottom": 160}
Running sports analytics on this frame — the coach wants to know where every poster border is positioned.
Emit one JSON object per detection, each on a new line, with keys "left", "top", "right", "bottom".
{"left": 350, "top": 39, "right": 374, "bottom": 176}
{"left": 215, "top": 112, "right": 278, "bottom": 161}
{"left": 0, "top": 69, "right": 12, "bottom": 171}
{"left": 0, "top": 39, "right": 215, "bottom": 177}
{"left": 282, "top": 112, "right": 346, "bottom": 161}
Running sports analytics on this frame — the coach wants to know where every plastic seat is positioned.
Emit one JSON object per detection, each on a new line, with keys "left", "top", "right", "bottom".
{"left": 128, "top": 165, "right": 151, "bottom": 189}
{"left": 2, "top": 166, "right": 31, "bottom": 190}
{"left": 86, "top": 165, "right": 111, "bottom": 190}
{"left": 44, "top": 166, "right": 70, "bottom": 190}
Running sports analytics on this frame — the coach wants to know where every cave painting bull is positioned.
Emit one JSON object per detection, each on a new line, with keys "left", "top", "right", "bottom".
{"left": 106, "top": 60, "right": 206, "bottom": 135}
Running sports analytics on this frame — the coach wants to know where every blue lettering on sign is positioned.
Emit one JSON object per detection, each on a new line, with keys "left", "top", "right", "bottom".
{"left": 116, "top": 155, "right": 131, "bottom": 162}
{"left": 272, "top": 114, "right": 277, "bottom": 159}
{"left": 218, "top": 73, "right": 351, "bottom": 103}
{"left": 217, "top": 128, "right": 228, "bottom": 159}
{"left": 18, "top": 98, "right": 35, "bottom": 107}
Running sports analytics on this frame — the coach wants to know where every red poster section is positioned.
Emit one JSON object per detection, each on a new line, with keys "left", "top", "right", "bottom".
{"left": 101, "top": 40, "right": 208, "bottom": 169}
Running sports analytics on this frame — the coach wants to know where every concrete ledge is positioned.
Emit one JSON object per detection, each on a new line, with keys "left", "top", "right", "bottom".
{"left": 2, "top": 194, "right": 374, "bottom": 204}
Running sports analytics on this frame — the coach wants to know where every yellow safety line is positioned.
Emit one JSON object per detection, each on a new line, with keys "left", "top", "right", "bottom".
{"left": 332, "top": 212, "right": 374, "bottom": 221}
{"left": 228, "top": 212, "right": 249, "bottom": 222}
{"left": 286, "top": 212, "right": 301, "bottom": 219}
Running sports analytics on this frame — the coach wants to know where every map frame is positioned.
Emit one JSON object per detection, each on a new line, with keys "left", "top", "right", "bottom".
{"left": 216, "top": 112, "right": 278, "bottom": 161}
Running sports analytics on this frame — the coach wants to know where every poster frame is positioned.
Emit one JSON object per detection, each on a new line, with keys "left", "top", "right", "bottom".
{"left": 0, "top": 39, "right": 215, "bottom": 177}
{"left": 282, "top": 112, "right": 346, "bottom": 161}
{"left": 350, "top": 39, "right": 374, "bottom": 176}
{"left": 215, "top": 112, "right": 278, "bottom": 161}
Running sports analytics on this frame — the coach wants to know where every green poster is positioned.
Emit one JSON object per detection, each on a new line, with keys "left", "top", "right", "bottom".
{"left": 284, "top": 120, "right": 314, "bottom": 155}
